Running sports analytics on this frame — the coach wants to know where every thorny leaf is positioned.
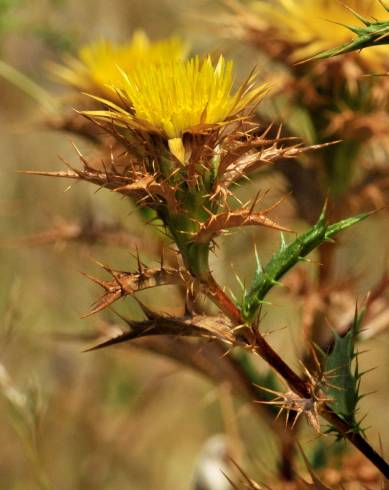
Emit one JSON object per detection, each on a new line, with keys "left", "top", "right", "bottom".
{"left": 82, "top": 264, "right": 190, "bottom": 317}
{"left": 321, "top": 307, "right": 365, "bottom": 434}
{"left": 20, "top": 168, "right": 179, "bottom": 210}
{"left": 242, "top": 206, "right": 371, "bottom": 320}
{"left": 85, "top": 312, "right": 235, "bottom": 351}
{"left": 219, "top": 136, "right": 331, "bottom": 187}
{"left": 304, "top": 5, "right": 389, "bottom": 62}
{"left": 194, "top": 208, "right": 291, "bottom": 244}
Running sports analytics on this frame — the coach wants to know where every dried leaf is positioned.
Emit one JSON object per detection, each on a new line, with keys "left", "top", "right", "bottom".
{"left": 85, "top": 313, "right": 235, "bottom": 351}
{"left": 83, "top": 265, "right": 190, "bottom": 317}
{"left": 195, "top": 208, "right": 291, "bottom": 244}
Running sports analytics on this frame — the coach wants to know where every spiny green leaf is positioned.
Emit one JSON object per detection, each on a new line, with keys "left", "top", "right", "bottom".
{"left": 325, "top": 211, "right": 373, "bottom": 239}
{"left": 241, "top": 207, "right": 369, "bottom": 320}
{"left": 305, "top": 14, "right": 389, "bottom": 61}
{"left": 322, "top": 308, "right": 365, "bottom": 435}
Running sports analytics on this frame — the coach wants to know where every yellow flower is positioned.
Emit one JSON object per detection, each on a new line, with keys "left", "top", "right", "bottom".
{"left": 84, "top": 55, "right": 268, "bottom": 162}
{"left": 52, "top": 30, "right": 186, "bottom": 94}
{"left": 251, "top": 0, "right": 389, "bottom": 62}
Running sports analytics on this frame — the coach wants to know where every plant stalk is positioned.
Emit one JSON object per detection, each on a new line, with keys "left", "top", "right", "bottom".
{"left": 205, "top": 277, "right": 389, "bottom": 478}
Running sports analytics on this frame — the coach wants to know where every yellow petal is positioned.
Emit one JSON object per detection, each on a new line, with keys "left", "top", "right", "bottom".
{"left": 168, "top": 137, "right": 186, "bottom": 165}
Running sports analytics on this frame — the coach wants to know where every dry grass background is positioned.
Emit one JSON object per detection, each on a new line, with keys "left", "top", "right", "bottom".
{"left": 1, "top": 1, "right": 389, "bottom": 489}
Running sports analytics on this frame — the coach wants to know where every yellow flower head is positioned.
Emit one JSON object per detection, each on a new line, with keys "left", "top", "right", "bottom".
{"left": 251, "top": 0, "right": 389, "bottom": 62}
{"left": 86, "top": 55, "right": 268, "bottom": 138}
{"left": 52, "top": 30, "right": 186, "bottom": 94}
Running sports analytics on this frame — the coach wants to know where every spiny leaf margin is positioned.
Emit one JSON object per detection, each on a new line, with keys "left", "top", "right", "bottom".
{"left": 241, "top": 207, "right": 371, "bottom": 320}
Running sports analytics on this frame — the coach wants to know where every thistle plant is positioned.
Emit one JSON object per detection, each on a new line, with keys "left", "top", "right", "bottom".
{"left": 16, "top": 12, "right": 389, "bottom": 489}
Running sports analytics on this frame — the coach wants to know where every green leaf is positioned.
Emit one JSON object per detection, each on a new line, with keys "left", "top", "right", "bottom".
{"left": 322, "top": 308, "right": 365, "bottom": 434}
{"left": 325, "top": 211, "right": 372, "bottom": 239}
{"left": 305, "top": 12, "right": 389, "bottom": 61}
{"left": 241, "top": 207, "right": 369, "bottom": 320}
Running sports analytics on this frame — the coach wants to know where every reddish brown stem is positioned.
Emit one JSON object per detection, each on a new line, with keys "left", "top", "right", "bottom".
{"left": 205, "top": 277, "right": 389, "bottom": 478}
{"left": 206, "top": 277, "right": 242, "bottom": 324}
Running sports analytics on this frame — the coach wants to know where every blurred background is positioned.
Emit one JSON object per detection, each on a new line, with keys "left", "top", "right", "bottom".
{"left": 1, "top": 1, "right": 389, "bottom": 489}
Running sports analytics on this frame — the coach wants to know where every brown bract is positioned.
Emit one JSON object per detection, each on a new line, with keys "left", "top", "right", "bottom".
{"left": 23, "top": 116, "right": 315, "bottom": 248}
